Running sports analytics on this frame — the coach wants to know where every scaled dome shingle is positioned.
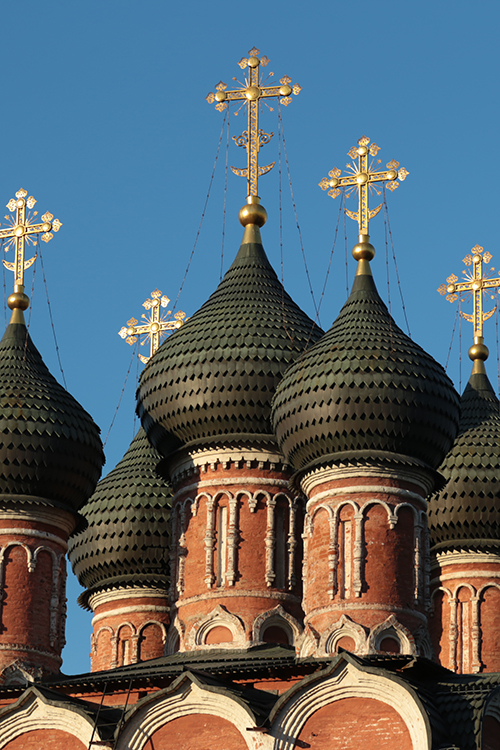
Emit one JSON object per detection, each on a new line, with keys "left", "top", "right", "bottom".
{"left": 0, "top": 312, "right": 104, "bottom": 513}
{"left": 69, "top": 428, "right": 172, "bottom": 607}
{"left": 272, "top": 269, "right": 460, "bottom": 474}
{"left": 428, "top": 368, "right": 500, "bottom": 551}
{"left": 136, "top": 235, "right": 323, "bottom": 458}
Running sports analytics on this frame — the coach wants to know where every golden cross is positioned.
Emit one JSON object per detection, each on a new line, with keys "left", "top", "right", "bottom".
{"left": 319, "top": 136, "right": 408, "bottom": 236}
{"left": 438, "top": 245, "right": 500, "bottom": 340}
{"left": 206, "top": 47, "right": 301, "bottom": 198}
{"left": 0, "top": 188, "right": 61, "bottom": 288}
{"left": 118, "top": 289, "right": 187, "bottom": 364}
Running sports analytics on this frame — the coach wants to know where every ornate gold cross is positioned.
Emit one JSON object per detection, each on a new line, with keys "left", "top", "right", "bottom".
{"left": 438, "top": 245, "right": 500, "bottom": 340}
{"left": 319, "top": 136, "right": 408, "bottom": 236}
{"left": 206, "top": 47, "right": 301, "bottom": 198}
{"left": 0, "top": 188, "right": 61, "bottom": 287}
{"left": 119, "top": 289, "right": 187, "bottom": 364}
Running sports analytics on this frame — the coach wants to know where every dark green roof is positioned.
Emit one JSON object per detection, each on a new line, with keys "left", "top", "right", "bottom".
{"left": 0, "top": 312, "right": 103, "bottom": 513}
{"left": 68, "top": 428, "right": 171, "bottom": 606}
{"left": 429, "top": 368, "right": 500, "bottom": 551}
{"left": 36, "top": 647, "right": 500, "bottom": 750}
{"left": 272, "top": 267, "right": 460, "bottom": 475}
{"left": 137, "top": 232, "right": 323, "bottom": 459}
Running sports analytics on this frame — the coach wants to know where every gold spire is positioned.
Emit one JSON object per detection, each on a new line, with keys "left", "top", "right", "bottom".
{"left": 119, "top": 289, "right": 187, "bottom": 364}
{"left": 206, "top": 47, "right": 301, "bottom": 224}
{"left": 438, "top": 245, "right": 500, "bottom": 367}
{"left": 319, "top": 136, "right": 408, "bottom": 261}
{"left": 0, "top": 189, "right": 61, "bottom": 311}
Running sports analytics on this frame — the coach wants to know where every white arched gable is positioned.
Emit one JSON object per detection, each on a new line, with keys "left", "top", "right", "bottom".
{"left": 0, "top": 688, "right": 98, "bottom": 749}
{"left": 271, "top": 656, "right": 431, "bottom": 750}
{"left": 116, "top": 674, "right": 262, "bottom": 750}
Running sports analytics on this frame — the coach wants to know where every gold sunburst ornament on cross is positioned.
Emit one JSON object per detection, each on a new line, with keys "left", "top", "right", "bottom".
{"left": 119, "top": 289, "right": 187, "bottom": 364}
{"left": 0, "top": 188, "right": 61, "bottom": 313}
{"left": 319, "top": 136, "right": 408, "bottom": 252}
{"left": 206, "top": 47, "right": 301, "bottom": 227}
{"left": 438, "top": 245, "right": 500, "bottom": 367}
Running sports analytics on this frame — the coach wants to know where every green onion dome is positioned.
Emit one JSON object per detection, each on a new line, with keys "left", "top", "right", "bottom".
{"left": 0, "top": 309, "right": 104, "bottom": 514}
{"left": 428, "top": 366, "right": 500, "bottom": 551}
{"left": 272, "top": 265, "right": 460, "bottom": 478}
{"left": 68, "top": 428, "right": 172, "bottom": 608}
{"left": 136, "top": 229, "right": 323, "bottom": 459}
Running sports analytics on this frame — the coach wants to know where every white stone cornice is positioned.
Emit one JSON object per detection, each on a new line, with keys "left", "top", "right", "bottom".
{"left": 304, "top": 602, "right": 428, "bottom": 624}
{"left": 174, "top": 588, "right": 300, "bottom": 609}
{"left": 431, "top": 550, "right": 500, "bottom": 570}
{"left": 0, "top": 527, "right": 67, "bottom": 550}
{"left": 92, "top": 604, "right": 170, "bottom": 626}
{"left": 89, "top": 587, "right": 168, "bottom": 611}
{"left": 305, "top": 484, "right": 426, "bottom": 512}
{"left": 175, "top": 476, "right": 290, "bottom": 500}
{"left": 0, "top": 505, "right": 75, "bottom": 535}
{"left": 168, "top": 446, "right": 287, "bottom": 484}
{"left": 301, "top": 464, "right": 432, "bottom": 498}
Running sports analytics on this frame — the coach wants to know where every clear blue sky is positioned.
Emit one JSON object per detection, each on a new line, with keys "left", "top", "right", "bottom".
{"left": 1, "top": 1, "right": 498, "bottom": 674}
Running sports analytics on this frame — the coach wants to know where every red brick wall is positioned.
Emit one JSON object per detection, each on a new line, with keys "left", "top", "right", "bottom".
{"left": 172, "top": 461, "right": 303, "bottom": 649}
{"left": 303, "top": 475, "right": 426, "bottom": 651}
{"left": 4, "top": 728, "right": 86, "bottom": 749}
{"left": 91, "top": 594, "right": 169, "bottom": 672}
{"left": 480, "top": 587, "right": 500, "bottom": 672}
{"left": 143, "top": 714, "right": 247, "bottom": 749}
{"left": 295, "top": 696, "right": 413, "bottom": 750}
{"left": 0, "top": 526, "right": 67, "bottom": 676}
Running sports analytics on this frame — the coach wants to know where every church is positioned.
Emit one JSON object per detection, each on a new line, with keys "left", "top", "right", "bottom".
{"left": 0, "top": 49, "right": 498, "bottom": 750}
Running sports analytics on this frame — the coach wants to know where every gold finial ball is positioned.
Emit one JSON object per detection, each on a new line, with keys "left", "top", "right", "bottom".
{"left": 215, "top": 91, "right": 227, "bottom": 102}
{"left": 248, "top": 56, "right": 260, "bottom": 68}
{"left": 352, "top": 239, "right": 375, "bottom": 262}
{"left": 279, "top": 84, "right": 292, "bottom": 96}
{"left": 357, "top": 145, "right": 368, "bottom": 156}
{"left": 473, "top": 254, "right": 481, "bottom": 264}
{"left": 7, "top": 291, "right": 29, "bottom": 311}
{"left": 469, "top": 342, "right": 489, "bottom": 362}
{"left": 239, "top": 201, "right": 267, "bottom": 227}
{"left": 387, "top": 170, "right": 398, "bottom": 180}
{"left": 356, "top": 172, "right": 368, "bottom": 185}
{"left": 245, "top": 86, "right": 260, "bottom": 101}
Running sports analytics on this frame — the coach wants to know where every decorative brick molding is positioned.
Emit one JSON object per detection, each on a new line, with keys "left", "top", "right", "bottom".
{"left": 317, "top": 615, "right": 367, "bottom": 656}
{"left": 0, "top": 688, "right": 98, "bottom": 749}
{"left": 116, "top": 673, "right": 264, "bottom": 750}
{"left": 304, "top": 497, "right": 425, "bottom": 606}
{"left": 186, "top": 605, "right": 246, "bottom": 650}
{"left": 252, "top": 605, "right": 302, "bottom": 646}
{"left": 367, "top": 615, "right": 417, "bottom": 656}
{"left": 271, "top": 656, "right": 431, "bottom": 750}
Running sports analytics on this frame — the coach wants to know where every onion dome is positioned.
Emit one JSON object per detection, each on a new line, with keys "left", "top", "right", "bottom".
{"left": 428, "top": 357, "right": 500, "bottom": 551}
{"left": 68, "top": 428, "right": 172, "bottom": 608}
{"left": 0, "top": 307, "right": 104, "bottom": 513}
{"left": 272, "top": 256, "right": 460, "bottom": 478}
{"left": 137, "top": 223, "right": 323, "bottom": 458}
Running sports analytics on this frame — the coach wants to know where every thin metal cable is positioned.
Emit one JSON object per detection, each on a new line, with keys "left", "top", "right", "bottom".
{"left": 171, "top": 111, "right": 227, "bottom": 313}
{"left": 344, "top": 198, "right": 349, "bottom": 298}
{"left": 278, "top": 104, "right": 319, "bottom": 320}
{"left": 1, "top": 240, "right": 6, "bottom": 328}
{"left": 277, "top": 113, "right": 297, "bottom": 348}
{"left": 133, "top": 346, "right": 140, "bottom": 440}
{"left": 37, "top": 240, "right": 67, "bottom": 388}
{"left": 220, "top": 109, "right": 230, "bottom": 281}
{"left": 458, "top": 296, "right": 462, "bottom": 393}
{"left": 316, "top": 190, "right": 344, "bottom": 320}
{"left": 444, "top": 301, "right": 460, "bottom": 371}
{"left": 384, "top": 202, "right": 391, "bottom": 313}
{"left": 383, "top": 187, "right": 411, "bottom": 336}
{"left": 496, "top": 305, "right": 500, "bottom": 399}
{"left": 104, "top": 340, "right": 138, "bottom": 447}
